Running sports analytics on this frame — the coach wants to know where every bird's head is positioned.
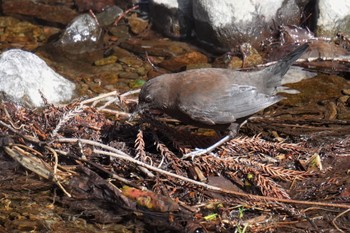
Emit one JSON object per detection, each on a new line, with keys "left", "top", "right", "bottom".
{"left": 137, "top": 76, "right": 173, "bottom": 114}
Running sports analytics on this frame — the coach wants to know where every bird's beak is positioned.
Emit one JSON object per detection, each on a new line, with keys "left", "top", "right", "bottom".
{"left": 130, "top": 102, "right": 163, "bottom": 122}
{"left": 129, "top": 103, "right": 144, "bottom": 121}
{"left": 128, "top": 111, "right": 140, "bottom": 122}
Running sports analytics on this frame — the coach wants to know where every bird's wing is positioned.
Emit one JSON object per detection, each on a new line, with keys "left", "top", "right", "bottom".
{"left": 178, "top": 84, "right": 282, "bottom": 125}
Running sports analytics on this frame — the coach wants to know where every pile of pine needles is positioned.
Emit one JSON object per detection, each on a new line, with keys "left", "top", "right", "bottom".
{"left": 1, "top": 90, "right": 350, "bottom": 232}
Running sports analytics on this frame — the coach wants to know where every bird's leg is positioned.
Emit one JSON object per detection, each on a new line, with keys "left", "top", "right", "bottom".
{"left": 181, "top": 123, "right": 240, "bottom": 160}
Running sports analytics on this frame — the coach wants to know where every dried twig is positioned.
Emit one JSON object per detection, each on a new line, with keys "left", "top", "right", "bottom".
{"left": 114, "top": 5, "right": 139, "bottom": 26}
{"left": 221, "top": 135, "right": 309, "bottom": 156}
{"left": 145, "top": 51, "right": 159, "bottom": 70}
{"left": 51, "top": 104, "right": 84, "bottom": 138}
{"left": 55, "top": 137, "right": 155, "bottom": 178}
{"left": 45, "top": 146, "right": 72, "bottom": 197}
{"left": 135, "top": 128, "right": 146, "bottom": 160}
{"left": 4, "top": 145, "right": 71, "bottom": 197}
{"left": 237, "top": 158, "right": 311, "bottom": 181}
{"left": 332, "top": 208, "right": 350, "bottom": 233}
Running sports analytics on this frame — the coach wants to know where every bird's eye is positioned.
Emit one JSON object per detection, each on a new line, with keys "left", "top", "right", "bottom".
{"left": 145, "top": 95, "right": 152, "bottom": 103}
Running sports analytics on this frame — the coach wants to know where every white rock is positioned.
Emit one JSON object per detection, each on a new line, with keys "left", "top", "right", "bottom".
{"left": 152, "top": 0, "right": 179, "bottom": 8}
{"left": 317, "top": 0, "right": 350, "bottom": 36}
{"left": 193, "top": 0, "right": 303, "bottom": 49}
{"left": 0, "top": 49, "right": 76, "bottom": 107}
{"left": 148, "top": 0, "right": 307, "bottom": 49}
{"left": 194, "top": 0, "right": 280, "bottom": 28}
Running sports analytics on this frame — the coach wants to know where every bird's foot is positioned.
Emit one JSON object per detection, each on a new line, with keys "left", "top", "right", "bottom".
{"left": 181, "top": 148, "right": 216, "bottom": 160}
{"left": 181, "top": 135, "right": 232, "bottom": 160}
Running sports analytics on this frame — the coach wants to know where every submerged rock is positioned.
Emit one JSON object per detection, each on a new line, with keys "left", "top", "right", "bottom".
{"left": 149, "top": 0, "right": 193, "bottom": 38}
{"left": 96, "top": 5, "right": 124, "bottom": 26}
{"left": 75, "top": 0, "right": 116, "bottom": 12}
{"left": 0, "top": 49, "right": 76, "bottom": 107}
{"left": 2, "top": 0, "right": 77, "bottom": 25}
{"left": 54, "top": 13, "right": 103, "bottom": 55}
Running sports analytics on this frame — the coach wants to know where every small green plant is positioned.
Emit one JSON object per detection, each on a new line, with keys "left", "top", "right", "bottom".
{"left": 236, "top": 207, "right": 249, "bottom": 233}
{"left": 236, "top": 223, "right": 248, "bottom": 233}
{"left": 238, "top": 206, "right": 245, "bottom": 219}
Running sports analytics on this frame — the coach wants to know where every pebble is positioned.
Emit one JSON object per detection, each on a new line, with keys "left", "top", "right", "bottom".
{"left": 341, "top": 89, "right": 350, "bottom": 95}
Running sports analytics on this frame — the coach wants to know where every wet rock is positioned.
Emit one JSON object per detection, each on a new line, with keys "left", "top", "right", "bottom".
{"left": 112, "top": 46, "right": 139, "bottom": 59}
{"left": 239, "top": 43, "right": 263, "bottom": 68}
{"left": 117, "top": 71, "right": 139, "bottom": 79}
{"left": 120, "top": 38, "right": 196, "bottom": 57}
{"left": 316, "top": 0, "right": 350, "bottom": 37}
{"left": 227, "top": 57, "right": 243, "bottom": 69}
{"left": 186, "top": 63, "right": 212, "bottom": 70}
{"left": 53, "top": 13, "right": 103, "bottom": 55}
{"left": 75, "top": 0, "right": 116, "bottom": 12}
{"left": 89, "top": 82, "right": 105, "bottom": 93}
{"left": 266, "top": 40, "right": 350, "bottom": 70}
{"left": 338, "top": 95, "right": 350, "bottom": 103}
{"left": 0, "top": 16, "right": 59, "bottom": 51}
{"left": 279, "top": 25, "right": 316, "bottom": 45}
{"left": 192, "top": 0, "right": 307, "bottom": 50}
{"left": 96, "top": 5, "right": 124, "bottom": 26}
{"left": 159, "top": 51, "right": 208, "bottom": 71}
{"left": 114, "top": 0, "right": 134, "bottom": 10}
{"left": 128, "top": 14, "right": 149, "bottom": 34}
{"left": 323, "top": 101, "right": 337, "bottom": 120}
{"left": 0, "top": 49, "right": 75, "bottom": 107}
{"left": 2, "top": 0, "right": 78, "bottom": 25}
{"left": 135, "top": 66, "right": 147, "bottom": 76}
{"left": 298, "top": 41, "right": 350, "bottom": 74}
{"left": 147, "top": 67, "right": 169, "bottom": 79}
{"left": 149, "top": 0, "right": 193, "bottom": 38}
{"left": 94, "top": 55, "right": 118, "bottom": 66}
{"left": 309, "top": 41, "right": 350, "bottom": 58}
{"left": 118, "top": 56, "right": 144, "bottom": 67}
{"left": 282, "top": 75, "right": 349, "bottom": 107}
{"left": 337, "top": 103, "right": 350, "bottom": 120}
{"left": 92, "top": 72, "right": 119, "bottom": 87}
{"left": 109, "top": 24, "right": 131, "bottom": 41}
{"left": 111, "top": 46, "right": 150, "bottom": 76}
{"left": 88, "top": 71, "right": 119, "bottom": 94}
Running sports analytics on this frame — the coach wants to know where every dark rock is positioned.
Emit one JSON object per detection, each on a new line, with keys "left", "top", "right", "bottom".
{"left": 96, "top": 5, "right": 123, "bottom": 26}
{"left": 75, "top": 0, "right": 116, "bottom": 12}
{"left": 2, "top": 0, "right": 78, "bottom": 25}
{"left": 159, "top": 51, "right": 208, "bottom": 72}
{"left": 149, "top": 0, "right": 193, "bottom": 38}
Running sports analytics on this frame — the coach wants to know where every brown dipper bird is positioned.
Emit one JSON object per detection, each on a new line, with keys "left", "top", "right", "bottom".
{"left": 138, "top": 43, "right": 309, "bottom": 159}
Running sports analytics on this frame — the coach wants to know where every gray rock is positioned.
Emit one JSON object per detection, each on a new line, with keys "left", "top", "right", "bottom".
{"left": 55, "top": 13, "right": 103, "bottom": 54}
{"left": 0, "top": 49, "right": 76, "bottom": 107}
{"left": 96, "top": 5, "right": 123, "bottom": 26}
{"left": 148, "top": 0, "right": 311, "bottom": 50}
{"left": 316, "top": 0, "right": 350, "bottom": 37}
{"left": 193, "top": 0, "right": 305, "bottom": 50}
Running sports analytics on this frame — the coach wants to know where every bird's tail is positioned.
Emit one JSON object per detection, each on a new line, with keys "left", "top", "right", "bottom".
{"left": 266, "top": 43, "right": 309, "bottom": 90}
